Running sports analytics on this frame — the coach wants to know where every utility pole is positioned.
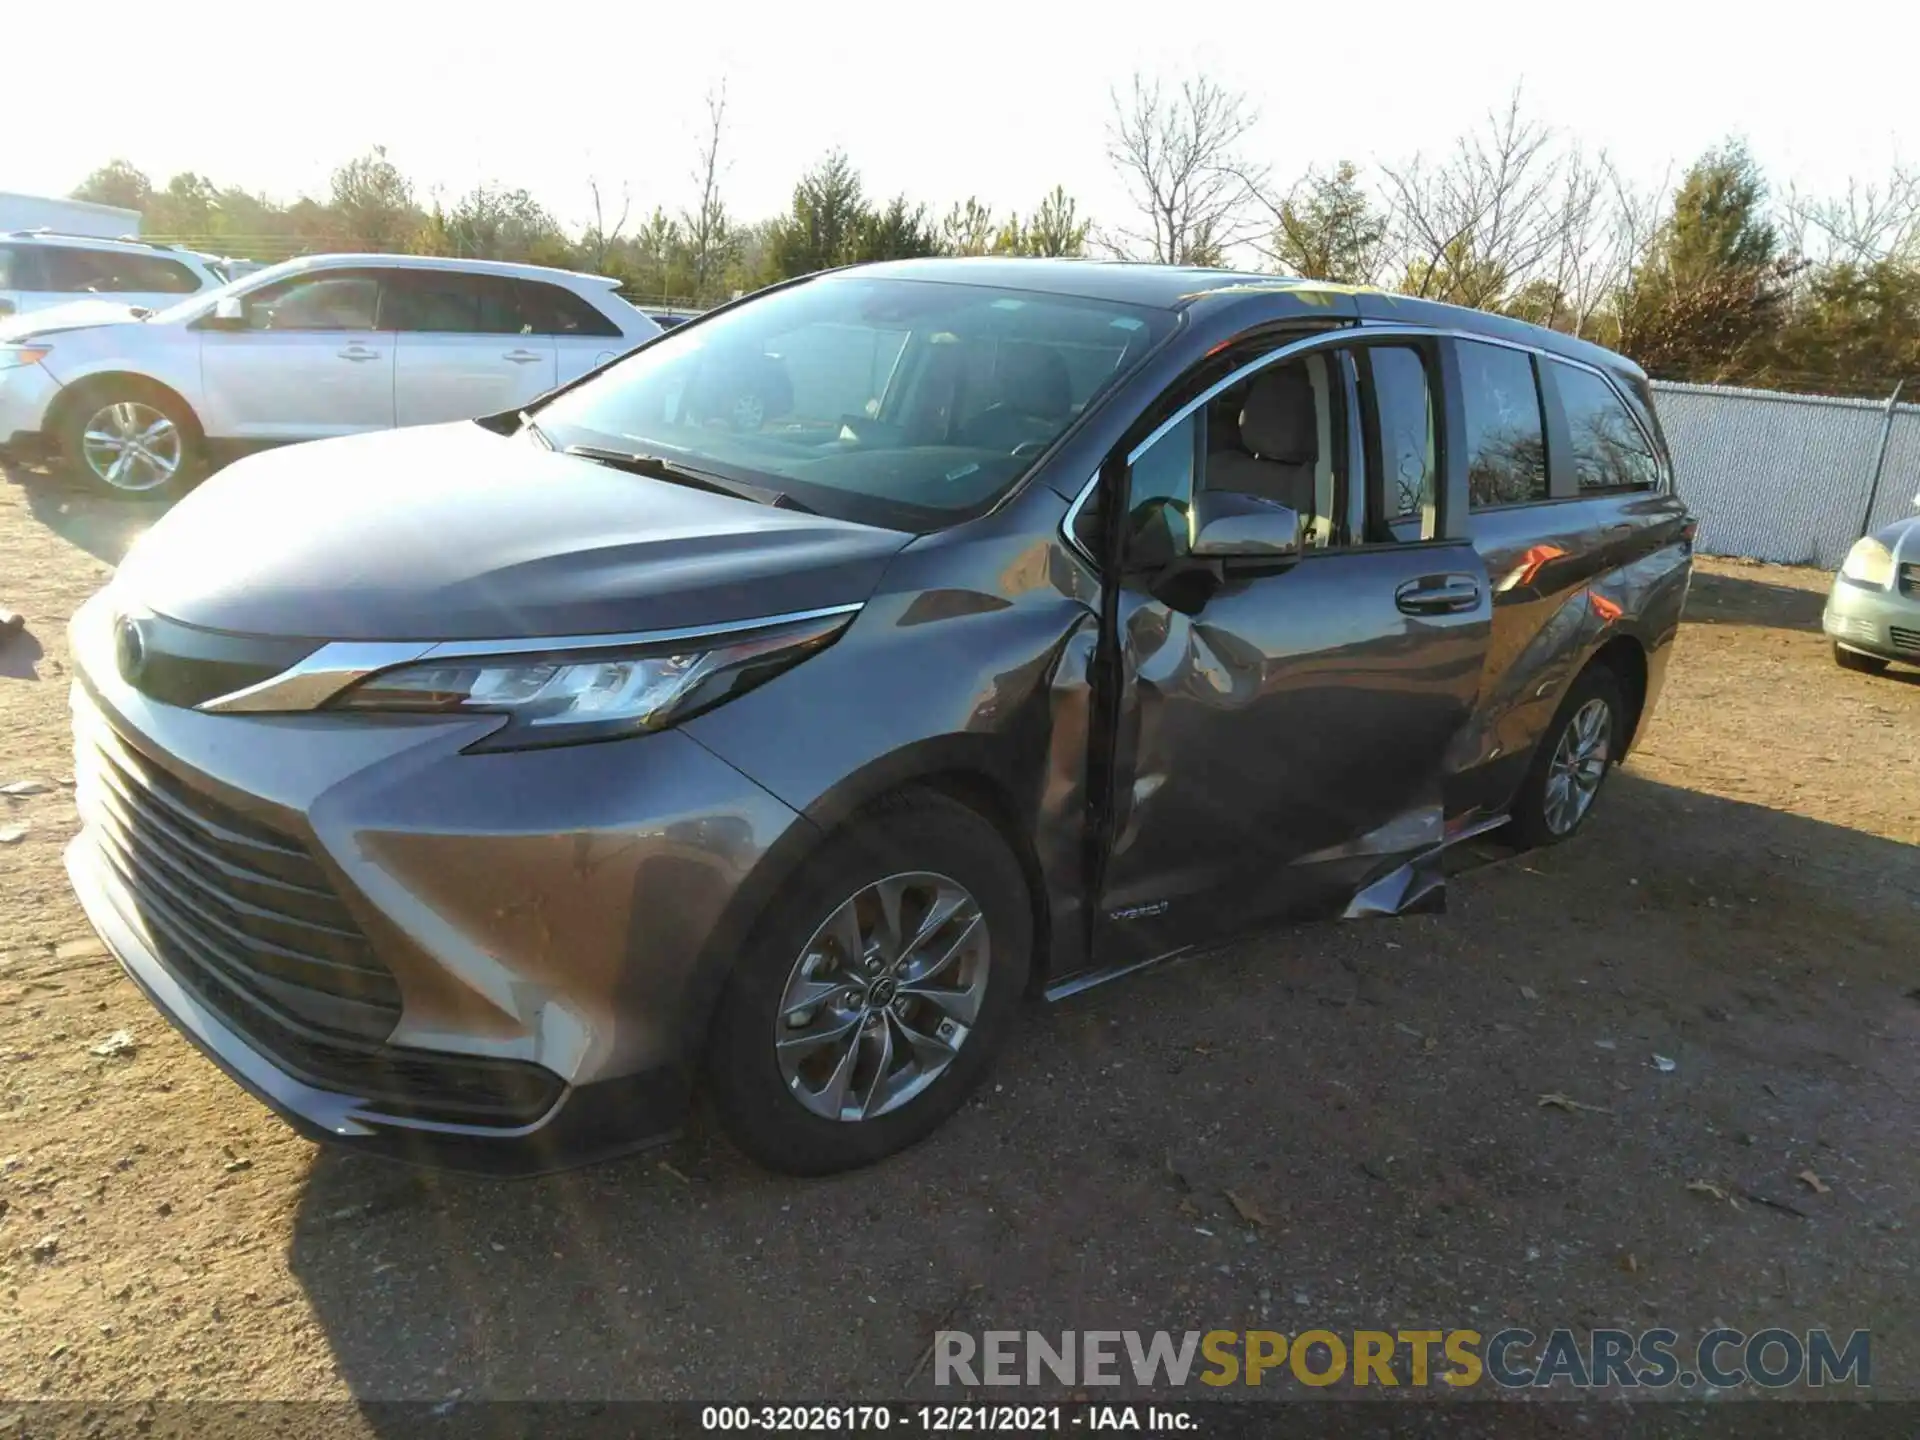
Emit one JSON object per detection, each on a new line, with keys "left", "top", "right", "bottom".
{"left": 1857, "top": 379, "right": 1907, "bottom": 539}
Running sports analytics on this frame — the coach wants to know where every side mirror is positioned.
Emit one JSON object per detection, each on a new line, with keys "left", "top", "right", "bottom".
{"left": 1190, "top": 489, "right": 1302, "bottom": 560}
{"left": 198, "top": 294, "right": 247, "bottom": 330}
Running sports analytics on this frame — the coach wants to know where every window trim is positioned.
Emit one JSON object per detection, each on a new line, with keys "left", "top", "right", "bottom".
{"left": 1063, "top": 323, "right": 1457, "bottom": 567}
{"left": 1061, "top": 321, "right": 1668, "bottom": 570}
{"left": 1369, "top": 322, "right": 1667, "bottom": 489}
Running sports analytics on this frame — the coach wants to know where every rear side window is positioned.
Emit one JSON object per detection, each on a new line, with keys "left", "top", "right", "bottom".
{"left": 1458, "top": 340, "right": 1547, "bottom": 508}
{"left": 381, "top": 271, "right": 527, "bottom": 334}
{"left": 1548, "top": 359, "right": 1660, "bottom": 492}
{"left": 517, "top": 281, "right": 622, "bottom": 338}
{"left": 1356, "top": 345, "right": 1437, "bottom": 536}
{"left": 44, "top": 248, "right": 202, "bottom": 295}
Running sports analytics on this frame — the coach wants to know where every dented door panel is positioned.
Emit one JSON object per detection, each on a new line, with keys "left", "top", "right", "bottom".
{"left": 1084, "top": 543, "right": 1491, "bottom": 972}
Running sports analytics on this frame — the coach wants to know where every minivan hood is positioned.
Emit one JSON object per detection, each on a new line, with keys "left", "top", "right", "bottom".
{"left": 115, "top": 423, "right": 914, "bottom": 641}
{"left": 0, "top": 299, "right": 147, "bottom": 340}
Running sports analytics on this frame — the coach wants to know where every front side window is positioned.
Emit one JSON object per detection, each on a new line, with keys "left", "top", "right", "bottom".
{"left": 534, "top": 275, "right": 1173, "bottom": 530}
{"left": 1458, "top": 340, "right": 1547, "bottom": 508}
{"left": 1199, "top": 353, "right": 1345, "bottom": 549}
{"left": 1549, "top": 359, "right": 1660, "bottom": 492}
{"left": 243, "top": 273, "right": 380, "bottom": 331}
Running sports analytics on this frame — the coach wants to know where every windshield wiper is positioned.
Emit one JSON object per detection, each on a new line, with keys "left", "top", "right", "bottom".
{"left": 519, "top": 412, "right": 553, "bottom": 448}
{"left": 562, "top": 444, "right": 815, "bottom": 514}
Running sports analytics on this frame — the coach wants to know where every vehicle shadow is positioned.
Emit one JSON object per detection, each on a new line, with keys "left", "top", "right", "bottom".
{"left": 0, "top": 625, "right": 45, "bottom": 681}
{"left": 282, "top": 769, "right": 1920, "bottom": 1404}
{"left": 1682, "top": 565, "right": 1829, "bottom": 634}
{"left": 9, "top": 467, "right": 172, "bottom": 568}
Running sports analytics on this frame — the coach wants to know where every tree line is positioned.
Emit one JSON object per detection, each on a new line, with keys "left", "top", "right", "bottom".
{"left": 69, "top": 78, "right": 1919, "bottom": 397}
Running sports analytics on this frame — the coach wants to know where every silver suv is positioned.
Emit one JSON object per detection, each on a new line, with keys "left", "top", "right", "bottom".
{"left": 0, "top": 231, "right": 222, "bottom": 318}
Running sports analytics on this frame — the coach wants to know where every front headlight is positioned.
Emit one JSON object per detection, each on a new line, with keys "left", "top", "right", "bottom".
{"left": 1840, "top": 536, "right": 1894, "bottom": 587}
{"left": 331, "top": 610, "right": 854, "bottom": 750}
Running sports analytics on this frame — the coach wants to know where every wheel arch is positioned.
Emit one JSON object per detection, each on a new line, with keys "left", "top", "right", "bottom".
{"left": 46, "top": 370, "right": 207, "bottom": 455}
{"left": 1586, "top": 631, "right": 1650, "bottom": 752}
{"left": 674, "top": 745, "right": 1053, "bottom": 1068}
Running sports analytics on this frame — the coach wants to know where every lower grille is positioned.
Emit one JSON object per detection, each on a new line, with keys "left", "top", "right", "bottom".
{"left": 1889, "top": 627, "right": 1920, "bottom": 655}
{"left": 79, "top": 712, "right": 562, "bottom": 1127}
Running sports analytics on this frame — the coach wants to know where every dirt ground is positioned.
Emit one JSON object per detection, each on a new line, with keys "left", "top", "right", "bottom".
{"left": 2, "top": 469, "right": 1916, "bottom": 1407}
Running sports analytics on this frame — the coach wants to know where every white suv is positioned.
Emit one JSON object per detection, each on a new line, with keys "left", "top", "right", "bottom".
{"left": 0, "top": 253, "right": 661, "bottom": 494}
{"left": 0, "top": 232, "right": 223, "bottom": 318}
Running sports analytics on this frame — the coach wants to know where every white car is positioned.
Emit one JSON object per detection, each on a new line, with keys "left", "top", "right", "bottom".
{"left": 0, "top": 253, "right": 662, "bottom": 495}
{"left": 0, "top": 231, "right": 224, "bottom": 318}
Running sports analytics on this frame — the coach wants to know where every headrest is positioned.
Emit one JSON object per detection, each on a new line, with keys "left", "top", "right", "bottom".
{"left": 996, "top": 344, "right": 1071, "bottom": 419}
{"left": 1239, "top": 365, "right": 1317, "bottom": 464}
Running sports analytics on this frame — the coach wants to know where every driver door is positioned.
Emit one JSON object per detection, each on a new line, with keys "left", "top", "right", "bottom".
{"left": 1087, "top": 333, "right": 1492, "bottom": 971}
{"left": 198, "top": 268, "right": 396, "bottom": 440}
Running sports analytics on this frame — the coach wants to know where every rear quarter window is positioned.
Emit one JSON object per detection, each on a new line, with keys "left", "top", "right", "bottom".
{"left": 1548, "top": 358, "right": 1661, "bottom": 492}
{"left": 518, "top": 282, "right": 623, "bottom": 338}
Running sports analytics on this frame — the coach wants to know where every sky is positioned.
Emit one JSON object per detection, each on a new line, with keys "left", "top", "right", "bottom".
{"left": 10, "top": 0, "right": 1916, "bottom": 241}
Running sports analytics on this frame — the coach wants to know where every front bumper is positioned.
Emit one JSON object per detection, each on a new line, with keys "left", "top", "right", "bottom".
{"left": 65, "top": 593, "right": 813, "bottom": 1172}
{"left": 0, "top": 360, "right": 61, "bottom": 459}
{"left": 1824, "top": 574, "right": 1920, "bottom": 664}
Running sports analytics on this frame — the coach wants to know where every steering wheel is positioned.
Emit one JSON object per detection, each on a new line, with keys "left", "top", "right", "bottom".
{"left": 1010, "top": 439, "right": 1049, "bottom": 459}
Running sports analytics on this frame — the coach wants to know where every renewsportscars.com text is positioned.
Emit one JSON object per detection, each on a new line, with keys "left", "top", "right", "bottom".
{"left": 934, "top": 1328, "right": 1870, "bottom": 1390}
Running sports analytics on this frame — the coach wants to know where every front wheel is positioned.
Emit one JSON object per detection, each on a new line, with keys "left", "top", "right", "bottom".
{"left": 705, "top": 790, "right": 1031, "bottom": 1174}
{"left": 1504, "top": 665, "right": 1626, "bottom": 849}
{"left": 58, "top": 382, "right": 202, "bottom": 499}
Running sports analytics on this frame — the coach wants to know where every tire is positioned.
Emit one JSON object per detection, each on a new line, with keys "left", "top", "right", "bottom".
{"left": 1833, "top": 644, "right": 1889, "bottom": 676}
{"left": 56, "top": 379, "right": 203, "bottom": 500}
{"left": 1504, "top": 664, "right": 1627, "bottom": 850}
{"left": 705, "top": 790, "right": 1032, "bottom": 1175}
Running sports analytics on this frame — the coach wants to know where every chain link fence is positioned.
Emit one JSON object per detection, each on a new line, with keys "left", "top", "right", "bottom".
{"left": 1652, "top": 380, "right": 1918, "bottom": 570}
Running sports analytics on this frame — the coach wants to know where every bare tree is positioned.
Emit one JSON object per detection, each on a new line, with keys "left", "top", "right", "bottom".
{"left": 682, "top": 81, "right": 736, "bottom": 301}
{"left": 1517, "top": 148, "right": 1640, "bottom": 337}
{"left": 583, "top": 177, "right": 631, "bottom": 270}
{"left": 1784, "top": 162, "right": 1920, "bottom": 264}
{"left": 1379, "top": 89, "right": 1569, "bottom": 310}
{"left": 1104, "top": 74, "right": 1264, "bottom": 264}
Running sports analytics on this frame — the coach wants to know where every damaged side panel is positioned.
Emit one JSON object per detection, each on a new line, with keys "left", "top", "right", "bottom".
{"left": 1083, "top": 543, "right": 1492, "bottom": 973}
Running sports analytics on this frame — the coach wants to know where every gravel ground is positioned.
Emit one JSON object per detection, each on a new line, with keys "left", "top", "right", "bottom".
{"left": 2, "top": 470, "right": 1916, "bottom": 1405}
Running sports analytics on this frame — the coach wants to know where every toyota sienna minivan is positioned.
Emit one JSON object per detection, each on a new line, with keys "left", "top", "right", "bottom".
{"left": 65, "top": 259, "right": 1693, "bottom": 1174}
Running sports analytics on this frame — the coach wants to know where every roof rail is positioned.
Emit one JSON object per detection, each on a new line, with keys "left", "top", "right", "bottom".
{"left": 2, "top": 228, "right": 181, "bottom": 251}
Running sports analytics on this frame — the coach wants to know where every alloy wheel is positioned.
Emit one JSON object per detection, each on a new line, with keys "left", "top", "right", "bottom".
{"left": 1543, "top": 697, "right": 1612, "bottom": 835}
{"left": 80, "top": 402, "right": 182, "bottom": 492}
{"left": 774, "top": 871, "right": 990, "bottom": 1122}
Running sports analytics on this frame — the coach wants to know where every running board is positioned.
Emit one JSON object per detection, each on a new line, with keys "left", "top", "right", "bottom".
{"left": 1044, "top": 813, "right": 1510, "bottom": 1003}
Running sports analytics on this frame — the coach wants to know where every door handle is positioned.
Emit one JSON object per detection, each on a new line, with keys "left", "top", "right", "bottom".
{"left": 1395, "top": 574, "right": 1482, "bottom": 615}
{"left": 338, "top": 346, "right": 381, "bottom": 362}
{"left": 502, "top": 349, "right": 544, "bottom": 364}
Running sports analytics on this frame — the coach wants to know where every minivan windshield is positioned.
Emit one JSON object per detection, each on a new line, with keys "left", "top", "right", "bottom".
{"left": 532, "top": 274, "right": 1175, "bottom": 531}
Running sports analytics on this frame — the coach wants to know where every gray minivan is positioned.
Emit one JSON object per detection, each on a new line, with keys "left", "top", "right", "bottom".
{"left": 65, "top": 260, "right": 1694, "bottom": 1174}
